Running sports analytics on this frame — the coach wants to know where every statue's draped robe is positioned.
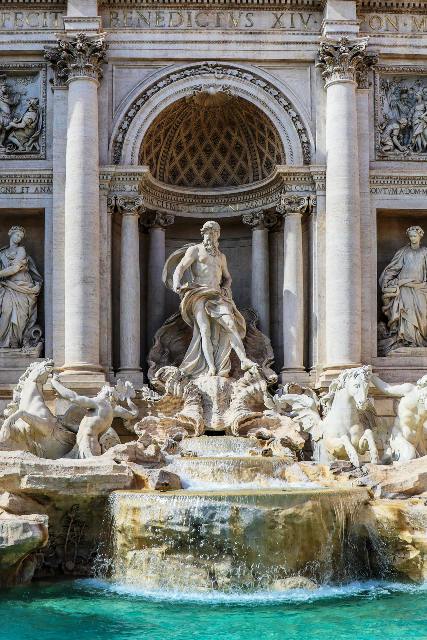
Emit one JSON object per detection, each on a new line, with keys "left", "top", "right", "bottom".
{"left": 163, "top": 245, "right": 246, "bottom": 378}
{"left": 0, "top": 247, "right": 42, "bottom": 348}
{"left": 380, "top": 245, "right": 427, "bottom": 349}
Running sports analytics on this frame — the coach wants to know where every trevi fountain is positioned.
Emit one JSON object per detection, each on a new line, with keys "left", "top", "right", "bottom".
{"left": 0, "top": 0, "right": 426, "bottom": 639}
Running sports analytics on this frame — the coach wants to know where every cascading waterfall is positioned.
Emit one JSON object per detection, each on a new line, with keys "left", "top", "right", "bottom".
{"left": 94, "top": 436, "right": 391, "bottom": 594}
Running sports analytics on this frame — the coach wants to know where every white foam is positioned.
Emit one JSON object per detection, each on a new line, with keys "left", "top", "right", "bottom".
{"left": 78, "top": 578, "right": 427, "bottom": 606}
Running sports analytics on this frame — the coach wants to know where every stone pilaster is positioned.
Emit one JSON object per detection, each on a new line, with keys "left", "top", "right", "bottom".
{"left": 242, "top": 211, "right": 278, "bottom": 336}
{"left": 116, "top": 196, "right": 145, "bottom": 382}
{"left": 277, "top": 194, "right": 312, "bottom": 379}
{"left": 45, "top": 33, "right": 107, "bottom": 378}
{"left": 317, "top": 37, "right": 375, "bottom": 373}
{"left": 144, "top": 212, "right": 175, "bottom": 352}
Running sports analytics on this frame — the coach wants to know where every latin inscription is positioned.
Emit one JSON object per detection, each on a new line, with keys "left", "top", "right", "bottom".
{"left": 104, "top": 10, "right": 321, "bottom": 30}
{"left": 0, "top": 9, "right": 425, "bottom": 34}
{"left": 0, "top": 185, "right": 52, "bottom": 195}
{"left": 0, "top": 11, "right": 63, "bottom": 30}
{"left": 360, "top": 13, "right": 427, "bottom": 34}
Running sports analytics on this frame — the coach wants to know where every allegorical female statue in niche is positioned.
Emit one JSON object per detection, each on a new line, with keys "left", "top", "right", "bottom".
{"left": 379, "top": 225, "right": 427, "bottom": 355}
{"left": 0, "top": 225, "right": 43, "bottom": 350}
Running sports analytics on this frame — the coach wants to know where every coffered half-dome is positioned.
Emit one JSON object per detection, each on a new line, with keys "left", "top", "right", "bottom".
{"left": 139, "top": 91, "right": 286, "bottom": 189}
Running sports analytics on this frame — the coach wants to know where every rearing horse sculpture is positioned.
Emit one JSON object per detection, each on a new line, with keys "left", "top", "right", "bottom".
{"left": 0, "top": 359, "right": 75, "bottom": 459}
{"left": 275, "top": 366, "right": 380, "bottom": 467}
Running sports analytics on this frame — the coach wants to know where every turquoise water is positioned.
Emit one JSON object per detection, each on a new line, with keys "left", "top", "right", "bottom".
{"left": 2, "top": 580, "right": 427, "bottom": 640}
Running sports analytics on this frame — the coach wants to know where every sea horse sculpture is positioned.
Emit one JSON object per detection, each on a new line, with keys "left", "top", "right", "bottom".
{"left": 273, "top": 366, "right": 380, "bottom": 467}
{"left": 0, "top": 359, "right": 75, "bottom": 459}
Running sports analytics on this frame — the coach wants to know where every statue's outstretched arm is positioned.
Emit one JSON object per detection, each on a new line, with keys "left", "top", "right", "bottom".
{"left": 173, "top": 247, "right": 196, "bottom": 292}
{"left": 51, "top": 376, "right": 97, "bottom": 409}
{"left": 371, "top": 374, "right": 413, "bottom": 397}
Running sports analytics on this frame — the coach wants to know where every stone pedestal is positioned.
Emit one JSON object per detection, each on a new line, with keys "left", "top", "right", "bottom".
{"left": 117, "top": 196, "right": 145, "bottom": 384}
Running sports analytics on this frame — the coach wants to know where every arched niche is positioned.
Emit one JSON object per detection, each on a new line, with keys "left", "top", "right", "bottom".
{"left": 110, "top": 61, "right": 314, "bottom": 167}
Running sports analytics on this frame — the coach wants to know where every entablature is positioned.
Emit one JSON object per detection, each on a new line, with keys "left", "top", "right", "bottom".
{"left": 101, "top": 165, "right": 324, "bottom": 218}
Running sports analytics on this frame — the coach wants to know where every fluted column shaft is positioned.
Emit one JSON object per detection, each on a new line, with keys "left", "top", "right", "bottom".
{"left": 317, "top": 37, "right": 375, "bottom": 368}
{"left": 45, "top": 33, "right": 107, "bottom": 374}
{"left": 146, "top": 212, "right": 174, "bottom": 351}
{"left": 282, "top": 211, "right": 304, "bottom": 371}
{"left": 64, "top": 76, "right": 101, "bottom": 370}
{"left": 325, "top": 80, "right": 360, "bottom": 366}
{"left": 278, "top": 195, "right": 311, "bottom": 373}
{"left": 243, "top": 212, "right": 274, "bottom": 336}
{"left": 118, "top": 197, "right": 144, "bottom": 377}
{"left": 251, "top": 226, "right": 270, "bottom": 335}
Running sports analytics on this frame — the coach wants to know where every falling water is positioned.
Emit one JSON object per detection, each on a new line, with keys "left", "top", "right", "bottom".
{"left": 106, "top": 487, "right": 374, "bottom": 593}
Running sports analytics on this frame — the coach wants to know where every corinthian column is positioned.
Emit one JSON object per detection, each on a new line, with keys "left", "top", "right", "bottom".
{"left": 242, "top": 211, "right": 277, "bottom": 336}
{"left": 317, "top": 37, "right": 375, "bottom": 371}
{"left": 116, "top": 196, "right": 145, "bottom": 382}
{"left": 278, "top": 194, "right": 312, "bottom": 377}
{"left": 145, "top": 212, "right": 175, "bottom": 351}
{"left": 45, "top": 33, "right": 107, "bottom": 377}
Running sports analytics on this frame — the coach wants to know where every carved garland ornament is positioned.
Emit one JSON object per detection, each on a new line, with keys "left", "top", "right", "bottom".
{"left": 44, "top": 32, "right": 108, "bottom": 84}
{"left": 112, "top": 62, "right": 312, "bottom": 165}
{"left": 317, "top": 37, "right": 376, "bottom": 86}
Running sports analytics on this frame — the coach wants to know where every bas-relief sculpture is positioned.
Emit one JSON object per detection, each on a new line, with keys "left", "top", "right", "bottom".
{"left": 377, "top": 75, "right": 427, "bottom": 159}
{"left": 0, "top": 226, "right": 43, "bottom": 354}
{"left": 379, "top": 225, "right": 427, "bottom": 355}
{"left": 0, "top": 71, "right": 44, "bottom": 157}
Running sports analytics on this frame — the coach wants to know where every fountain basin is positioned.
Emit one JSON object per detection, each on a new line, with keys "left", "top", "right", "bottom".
{"left": 109, "top": 487, "right": 372, "bottom": 592}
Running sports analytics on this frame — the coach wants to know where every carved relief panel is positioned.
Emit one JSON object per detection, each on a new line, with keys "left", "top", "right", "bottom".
{"left": 375, "top": 68, "right": 427, "bottom": 161}
{"left": 0, "top": 63, "right": 46, "bottom": 160}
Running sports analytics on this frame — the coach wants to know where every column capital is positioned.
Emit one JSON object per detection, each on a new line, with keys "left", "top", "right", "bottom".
{"left": 144, "top": 211, "right": 175, "bottom": 229}
{"left": 116, "top": 195, "right": 145, "bottom": 217}
{"left": 277, "top": 194, "right": 314, "bottom": 217}
{"left": 242, "top": 211, "right": 279, "bottom": 230}
{"left": 44, "top": 32, "right": 108, "bottom": 84}
{"left": 316, "top": 37, "right": 376, "bottom": 87}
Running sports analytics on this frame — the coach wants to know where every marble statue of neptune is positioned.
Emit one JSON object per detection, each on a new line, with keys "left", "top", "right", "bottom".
{"left": 380, "top": 225, "right": 427, "bottom": 352}
{"left": 163, "top": 221, "right": 256, "bottom": 378}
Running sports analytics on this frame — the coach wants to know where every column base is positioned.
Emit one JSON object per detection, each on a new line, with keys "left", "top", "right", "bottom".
{"left": 116, "top": 369, "right": 144, "bottom": 387}
{"left": 318, "top": 363, "right": 362, "bottom": 386}
{"left": 280, "top": 368, "right": 311, "bottom": 385}
{"left": 59, "top": 362, "right": 106, "bottom": 388}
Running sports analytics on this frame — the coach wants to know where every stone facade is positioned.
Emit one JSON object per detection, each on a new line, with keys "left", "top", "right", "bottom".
{"left": 0, "top": 0, "right": 426, "bottom": 399}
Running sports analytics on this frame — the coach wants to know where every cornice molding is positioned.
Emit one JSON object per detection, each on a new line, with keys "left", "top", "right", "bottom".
{"left": 358, "top": 1, "right": 427, "bottom": 14}
{"left": 100, "top": 0, "right": 323, "bottom": 7}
